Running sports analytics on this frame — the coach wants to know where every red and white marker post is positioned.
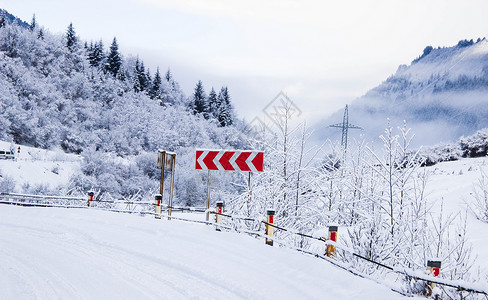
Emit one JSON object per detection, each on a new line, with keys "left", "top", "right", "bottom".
{"left": 87, "top": 191, "right": 94, "bottom": 207}
{"left": 426, "top": 260, "right": 441, "bottom": 296}
{"left": 215, "top": 201, "right": 224, "bottom": 231}
{"left": 326, "top": 225, "right": 338, "bottom": 257}
{"left": 154, "top": 194, "right": 162, "bottom": 219}
{"left": 265, "top": 209, "right": 275, "bottom": 246}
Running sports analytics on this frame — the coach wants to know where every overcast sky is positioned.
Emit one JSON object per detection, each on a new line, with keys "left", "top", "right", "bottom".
{"left": 2, "top": 0, "right": 488, "bottom": 124}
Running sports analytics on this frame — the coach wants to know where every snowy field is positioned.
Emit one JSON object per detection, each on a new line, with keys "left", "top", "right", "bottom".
{"left": 425, "top": 157, "right": 488, "bottom": 274}
{"left": 0, "top": 206, "right": 408, "bottom": 299}
{"left": 2, "top": 142, "right": 488, "bottom": 298}
{"left": 0, "top": 141, "right": 81, "bottom": 191}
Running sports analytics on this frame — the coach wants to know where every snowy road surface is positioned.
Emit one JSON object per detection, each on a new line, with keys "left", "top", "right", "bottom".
{"left": 0, "top": 206, "right": 408, "bottom": 299}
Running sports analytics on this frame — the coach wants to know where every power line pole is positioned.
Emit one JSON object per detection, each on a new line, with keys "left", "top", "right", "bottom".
{"left": 329, "top": 105, "right": 362, "bottom": 153}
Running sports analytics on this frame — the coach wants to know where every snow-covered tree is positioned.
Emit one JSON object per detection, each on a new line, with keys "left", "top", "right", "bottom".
{"left": 105, "top": 37, "right": 122, "bottom": 78}
{"left": 65, "top": 22, "right": 77, "bottom": 52}
{"left": 29, "top": 14, "right": 36, "bottom": 31}
{"left": 87, "top": 39, "right": 104, "bottom": 68}
{"left": 150, "top": 67, "right": 162, "bottom": 100}
{"left": 0, "top": 11, "right": 6, "bottom": 28}
{"left": 217, "top": 86, "right": 233, "bottom": 127}
{"left": 190, "top": 80, "right": 208, "bottom": 117}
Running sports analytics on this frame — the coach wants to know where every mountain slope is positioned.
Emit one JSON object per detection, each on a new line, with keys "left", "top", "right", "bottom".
{"left": 0, "top": 205, "right": 407, "bottom": 299}
{"left": 315, "top": 39, "right": 488, "bottom": 148}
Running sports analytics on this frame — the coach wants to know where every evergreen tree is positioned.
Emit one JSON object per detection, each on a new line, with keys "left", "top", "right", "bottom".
{"left": 165, "top": 68, "right": 178, "bottom": 92}
{"left": 133, "top": 59, "right": 142, "bottom": 92}
{"left": 0, "top": 10, "right": 6, "bottom": 28}
{"left": 66, "top": 23, "right": 78, "bottom": 52}
{"left": 88, "top": 40, "right": 104, "bottom": 68}
{"left": 37, "top": 28, "right": 44, "bottom": 40}
{"left": 145, "top": 68, "right": 152, "bottom": 92}
{"left": 106, "top": 37, "right": 122, "bottom": 78}
{"left": 29, "top": 14, "right": 36, "bottom": 31}
{"left": 217, "top": 86, "right": 233, "bottom": 126}
{"left": 207, "top": 87, "right": 219, "bottom": 119}
{"left": 151, "top": 67, "right": 162, "bottom": 100}
{"left": 134, "top": 58, "right": 150, "bottom": 92}
{"left": 191, "top": 80, "right": 207, "bottom": 117}
{"left": 165, "top": 69, "right": 172, "bottom": 83}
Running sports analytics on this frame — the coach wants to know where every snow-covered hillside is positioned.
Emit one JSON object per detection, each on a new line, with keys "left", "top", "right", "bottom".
{"left": 0, "top": 206, "right": 407, "bottom": 299}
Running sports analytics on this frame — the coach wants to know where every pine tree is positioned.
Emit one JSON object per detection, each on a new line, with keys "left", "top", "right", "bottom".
{"left": 37, "top": 28, "right": 44, "bottom": 39}
{"left": 133, "top": 58, "right": 150, "bottom": 92}
{"left": 207, "top": 88, "right": 219, "bottom": 119}
{"left": 165, "top": 69, "right": 172, "bottom": 83}
{"left": 0, "top": 10, "right": 6, "bottom": 28}
{"left": 151, "top": 67, "right": 162, "bottom": 100}
{"left": 165, "top": 68, "right": 178, "bottom": 92}
{"left": 191, "top": 80, "right": 207, "bottom": 117}
{"left": 106, "top": 37, "right": 122, "bottom": 78}
{"left": 217, "top": 86, "right": 233, "bottom": 126}
{"left": 88, "top": 40, "right": 104, "bottom": 68}
{"left": 29, "top": 14, "right": 36, "bottom": 31}
{"left": 66, "top": 23, "right": 78, "bottom": 52}
{"left": 145, "top": 68, "right": 152, "bottom": 92}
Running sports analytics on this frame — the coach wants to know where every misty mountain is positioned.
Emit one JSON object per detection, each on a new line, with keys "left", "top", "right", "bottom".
{"left": 315, "top": 38, "right": 488, "bottom": 148}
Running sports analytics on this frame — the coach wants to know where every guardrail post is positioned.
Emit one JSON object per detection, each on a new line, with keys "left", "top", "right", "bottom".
{"left": 154, "top": 194, "right": 162, "bottom": 219}
{"left": 426, "top": 260, "right": 441, "bottom": 298}
{"left": 265, "top": 209, "right": 275, "bottom": 246}
{"left": 215, "top": 201, "right": 224, "bottom": 231}
{"left": 326, "top": 225, "right": 338, "bottom": 257}
{"left": 87, "top": 191, "right": 94, "bottom": 207}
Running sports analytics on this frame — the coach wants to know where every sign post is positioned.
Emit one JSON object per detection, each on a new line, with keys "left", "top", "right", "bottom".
{"left": 206, "top": 170, "right": 211, "bottom": 223}
{"left": 157, "top": 150, "right": 176, "bottom": 220}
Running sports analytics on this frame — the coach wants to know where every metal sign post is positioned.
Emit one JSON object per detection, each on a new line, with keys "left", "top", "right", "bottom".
{"left": 157, "top": 150, "right": 176, "bottom": 220}
{"left": 206, "top": 170, "right": 211, "bottom": 223}
{"left": 168, "top": 155, "right": 176, "bottom": 219}
{"left": 247, "top": 171, "right": 253, "bottom": 213}
{"left": 158, "top": 151, "right": 166, "bottom": 199}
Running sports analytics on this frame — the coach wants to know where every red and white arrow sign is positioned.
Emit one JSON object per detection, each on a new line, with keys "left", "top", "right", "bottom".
{"left": 196, "top": 150, "right": 264, "bottom": 172}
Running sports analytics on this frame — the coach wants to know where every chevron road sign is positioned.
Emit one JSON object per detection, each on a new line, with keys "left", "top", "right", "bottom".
{"left": 195, "top": 150, "right": 264, "bottom": 172}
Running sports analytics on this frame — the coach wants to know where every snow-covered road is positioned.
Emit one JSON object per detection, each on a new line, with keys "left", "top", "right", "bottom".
{"left": 0, "top": 205, "right": 407, "bottom": 299}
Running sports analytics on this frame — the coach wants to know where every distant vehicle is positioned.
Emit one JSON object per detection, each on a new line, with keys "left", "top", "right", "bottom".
{"left": 0, "top": 150, "right": 15, "bottom": 159}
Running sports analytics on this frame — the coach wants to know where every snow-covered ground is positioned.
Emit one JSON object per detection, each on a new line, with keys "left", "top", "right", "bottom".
{"left": 0, "top": 206, "right": 408, "bottom": 299}
{"left": 0, "top": 141, "right": 81, "bottom": 191}
{"left": 425, "top": 157, "right": 488, "bottom": 274}
{"left": 2, "top": 141, "right": 488, "bottom": 298}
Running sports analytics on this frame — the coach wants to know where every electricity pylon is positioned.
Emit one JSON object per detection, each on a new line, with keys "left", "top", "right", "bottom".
{"left": 329, "top": 105, "right": 362, "bottom": 153}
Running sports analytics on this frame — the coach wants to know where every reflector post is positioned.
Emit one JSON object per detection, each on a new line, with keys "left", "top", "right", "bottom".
{"left": 215, "top": 201, "right": 224, "bottom": 231}
{"left": 154, "top": 194, "right": 162, "bottom": 219}
{"left": 326, "top": 225, "right": 338, "bottom": 257}
{"left": 265, "top": 209, "right": 275, "bottom": 246}
{"left": 87, "top": 191, "right": 94, "bottom": 207}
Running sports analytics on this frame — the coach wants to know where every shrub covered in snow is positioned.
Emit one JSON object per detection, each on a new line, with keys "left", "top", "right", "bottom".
{"left": 460, "top": 128, "right": 488, "bottom": 158}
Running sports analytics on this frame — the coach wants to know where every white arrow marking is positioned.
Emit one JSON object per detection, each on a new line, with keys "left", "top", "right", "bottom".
{"left": 197, "top": 150, "right": 209, "bottom": 170}
{"left": 246, "top": 152, "right": 259, "bottom": 172}
{"left": 214, "top": 151, "right": 225, "bottom": 171}
{"left": 229, "top": 151, "right": 241, "bottom": 171}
